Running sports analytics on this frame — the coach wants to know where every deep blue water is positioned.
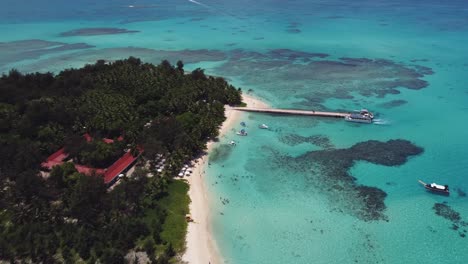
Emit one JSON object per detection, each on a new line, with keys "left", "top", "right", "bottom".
{"left": 1, "top": 1, "right": 468, "bottom": 263}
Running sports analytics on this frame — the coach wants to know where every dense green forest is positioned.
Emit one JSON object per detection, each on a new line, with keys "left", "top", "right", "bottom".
{"left": 0, "top": 58, "right": 242, "bottom": 263}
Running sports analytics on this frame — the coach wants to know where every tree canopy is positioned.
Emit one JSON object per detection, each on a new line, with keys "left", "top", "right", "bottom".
{"left": 0, "top": 58, "right": 243, "bottom": 263}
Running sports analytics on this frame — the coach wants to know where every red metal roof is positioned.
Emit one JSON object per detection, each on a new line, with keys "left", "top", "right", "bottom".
{"left": 84, "top": 133, "right": 93, "bottom": 142}
{"left": 102, "top": 138, "right": 114, "bottom": 144}
{"left": 41, "top": 148, "right": 68, "bottom": 169}
{"left": 42, "top": 134, "right": 141, "bottom": 185}
{"left": 84, "top": 133, "right": 124, "bottom": 144}
{"left": 103, "top": 151, "right": 138, "bottom": 184}
{"left": 42, "top": 148, "right": 106, "bottom": 176}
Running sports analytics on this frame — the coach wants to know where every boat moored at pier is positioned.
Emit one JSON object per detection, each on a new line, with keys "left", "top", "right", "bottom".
{"left": 345, "top": 109, "right": 374, "bottom": 124}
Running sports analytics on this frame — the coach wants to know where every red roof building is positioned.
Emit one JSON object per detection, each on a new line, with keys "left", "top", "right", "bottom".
{"left": 41, "top": 135, "right": 141, "bottom": 186}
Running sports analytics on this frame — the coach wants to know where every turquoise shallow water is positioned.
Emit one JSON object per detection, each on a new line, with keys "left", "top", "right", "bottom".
{"left": 1, "top": 1, "right": 468, "bottom": 263}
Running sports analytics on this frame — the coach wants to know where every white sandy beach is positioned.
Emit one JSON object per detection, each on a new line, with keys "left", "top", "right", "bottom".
{"left": 182, "top": 94, "right": 268, "bottom": 264}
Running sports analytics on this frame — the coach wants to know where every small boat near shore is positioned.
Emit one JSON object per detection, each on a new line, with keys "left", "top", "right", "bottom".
{"left": 259, "top": 124, "right": 269, "bottom": 129}
{"left": 236, "top": 129, "right": 248, "bottom": 136}
{"left": 345, "top": 109, "right": 374, "bottom": 124}
{"left": 418, "top": 180, "right": 450, "bottom": 195}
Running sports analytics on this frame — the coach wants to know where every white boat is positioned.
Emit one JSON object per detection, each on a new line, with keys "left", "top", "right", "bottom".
{"left": 236, "top": 129, "right": 248, "bottom": 136}
{"left": 345, "top": 109, "right": 374, "bottom": 124}
{"left": 259, "top": 124, "right": 269, "bottom": 129}
{"left": 229, "top": 140, "right": 237, "bottom": 146}
{"left": 418, "top": 180, "right": 449, "bottom": 195}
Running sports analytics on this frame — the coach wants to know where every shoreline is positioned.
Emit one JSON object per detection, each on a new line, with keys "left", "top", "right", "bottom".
{"left": 182, "top": 94, "right": 268, "bottom": 264}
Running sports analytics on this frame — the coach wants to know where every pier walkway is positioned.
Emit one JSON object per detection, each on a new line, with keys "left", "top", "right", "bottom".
{"left": 231, "top": 107, "right": 350, "bottom": 119}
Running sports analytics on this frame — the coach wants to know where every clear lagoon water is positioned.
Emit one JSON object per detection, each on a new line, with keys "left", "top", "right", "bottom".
{"left": 1, "top": 1, "right": 468, "bottom": 263}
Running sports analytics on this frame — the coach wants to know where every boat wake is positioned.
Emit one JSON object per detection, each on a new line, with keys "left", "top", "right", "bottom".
{"left": 187, "top": 0, "right": 239, "bottom": 18}
{"left": 188, "top": 0, "right": 210, "bottom": 8}
{"left": 372, "top": 119, "right": 390, "bottom": 125}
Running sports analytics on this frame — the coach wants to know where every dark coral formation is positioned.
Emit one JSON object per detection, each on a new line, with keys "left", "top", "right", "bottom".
{"left": 356, "top": 186, "right": 388, "bottom": 218}
{"left": 216, "top": 49, "right": 434, "bottom": 109}
{"left": 59, "top": 27, "right": 140, "bottom": 37}
{"left": 209, "top": 144, "right": 234, "bottom": 163}
{"left": 286, "top": 22, "right": 302, "bottom": 34}
{"left": 266, "top": 49, "right": 329, "bottom": 60}
{"left": 287, "top": 28, "right": 301, "bottom": 34}
{"left": 347, "top": 140, "right": 424, "bottom": 166}
{"left": 433, "top": 203, "right": 468, "bottom": 238}
{"left": 433, "top": 203, "right": 461, "bottom": 222}
{"left": 2, "top": 45, "right": 434, "bottom": 108}
{"left": 0, "top": 39, "right": 94, "bottom": 66}
{"left": 283, "top": 139, "right": 423, "bottom": 221}
{"left": 378, "top": 99, "right": 408, "bottom": 109}
{"left": 455, "top": 188, "right": 466, "bottom": 197}
{"left": 2, "top": 46, "right": 227, "bottom": 73}
{"left": 279, "top": 134, "right": 334, "bottom": 149}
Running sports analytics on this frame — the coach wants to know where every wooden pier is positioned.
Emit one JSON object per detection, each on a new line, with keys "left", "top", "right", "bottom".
{"left": 231, "top": 107, "right": 350, "bottom": 119}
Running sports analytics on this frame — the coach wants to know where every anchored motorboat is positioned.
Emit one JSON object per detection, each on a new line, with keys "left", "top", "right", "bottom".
{"left": 236, "top": 129, "right": 248, "bottom": 136}
{"left": 418, "top": 180, "right": 449, "bottom": 195}
{"left": 259, "top": 124, "right": 269, "bottom": 129}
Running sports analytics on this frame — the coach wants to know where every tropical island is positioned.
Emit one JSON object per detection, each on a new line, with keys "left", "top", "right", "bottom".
{"left": 0, "top": 58, "right": 242, "bottom": 263}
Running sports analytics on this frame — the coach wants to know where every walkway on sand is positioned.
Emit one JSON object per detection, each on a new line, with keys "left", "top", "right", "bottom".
{"left": 231, "top": 107, "right": 350, "bottom": 119}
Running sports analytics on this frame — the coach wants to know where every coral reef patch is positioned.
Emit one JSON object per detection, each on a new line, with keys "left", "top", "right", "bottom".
{"left": 378, "top": 99, "right": 408, "bottom": 109}
{"left": 433, "top": 203, "right": 468, "bottom": 238}
{"left": 1, "top": 45, "right": 435, "bottom": 108}
{"left": 0, "top": 39, "right": 94, "bottom": 66}
{"left": 281, "top": 139, "right": 423, "bottom": 221}
{"left": 1, "top": 46, "right": 226, "bottom": 73}
{"left": 216, "top": 49, "right": 434, "bottom": 108}
{"left": 209, "top": 144, "right": 234, "bottom": 163}
{"left": 279, "top": 134, "right": 334, "bottom": 149}
{"left": 59, "top": 27, "right": 140, "bottom": 37}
